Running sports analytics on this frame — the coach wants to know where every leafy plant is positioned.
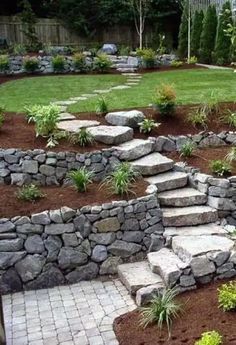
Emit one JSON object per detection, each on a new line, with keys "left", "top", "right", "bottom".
{"left": 52, "top": 55, "right": 65, "bottom": 73}
{"left": 180, "top": 141, "right": 196, "bottom": 157}
{"left": 73, "top": 53, "right": 87, "bottom": 72}
{"left": 203, "top": 92, "right": 220, "bottom": 115}
{"left": 69, "top": 128, "right": 94, "bottom": 147}
{"left": 96, "top": 97, "right": 108, "bottom": 115}
{"left": 222, "top": 110, "right": 236, "bottom": 128}
{"left": 119, "top": 46, "right": 130, "bottom": 56}
{"left": 141, "top": 49, "right": 156, "bottom": 68}
{"left": 209, "top": 159, "right": 231, "bottom": 177}
{"left": 195, "top": 331, "right": 223, "bottom": 345}
{"left": 154, "top": 84, "right": 176, "bottom": 116}
{"left": 68, "top": 168, "right": 94, "bottom": 192}
{"left": 23, "top": 56, "right": 39, "bottom": 73}
{"left": 0, "top": 55, "right": 9, "bottom": 72}
{"left": 93, "top": 54, "right": 112, "bottom": 73}
{"left": 187, "top": 107, "right": 208, "bottom": 129}
{"left": 140, "top": 288, "right": 182, "bottom": 337}
{"left": 218, "top": 281, "right": 236, "bottom": 311}
{"left": 188, "top": 56, "right": 198, "bottom": 64}
{"left": 225, "top": 147, "right": 236, "bottom": 163}
{"left": 16, "top": 184, "right": 45, "bottom": 202}
{"left": 12, "top": 44, "right": 27, "bottom": 55}
{"left": 0, "top": 106, "right": 5, "bottom": 129}
{"left": 24, "top": 104, "right": 42, "bottom": 123}
{"left": 171, "top": 60, "right": 183, "bottom": 68}
{"left": 139, "top": 118, "right": 161, "bottom": 134}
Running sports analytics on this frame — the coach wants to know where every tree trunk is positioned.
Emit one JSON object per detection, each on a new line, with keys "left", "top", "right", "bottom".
{"left": 139, "top": 0, "right": 143, "bottom": 49}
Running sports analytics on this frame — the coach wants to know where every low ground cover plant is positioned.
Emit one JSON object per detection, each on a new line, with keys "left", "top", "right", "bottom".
{"left": 0, "top": 106, "right": 5, "bottom": 129}
{"left": 93, "top": 54, "right": 112, "bottom": 73}
{"left": 96, "top": 97, "right": 108, "bottom": 115}
{"left": 16, "top": 184, "right": 45, "bottom": 202}
{"left": 153, "top": 84, "right": 176, "bottom": 116}
{"left": 171, "top": 60, "right": 183, "bottom": 68}
{"left": 209, "top": 159, "right": 231, "bottom": 176}
{"left": 188, "top": 56, "right": 198, "bottom": 64}
{"left": 0, "top": 55, "right": 9, "bottom": 72}
{"left": 69, "top": 128, "right": 94, "bottom": 147}
{"left": 195, "top": 331, "right": 222, "bottom": 345}
{"left": 140, "top": 288, "right": 182, "bottom": 337}
{"left": 68, "top": 168, "right": 94, "bottom": 192}
{"left": 218, "top": 281, "right": 236, "bottom": 311}
{"left": 138, "top": 49, "right": 156, "bottom": 68}
{"left": 180, "top": 141, "right": 196, "bottom": 157}
{"left": 187, "top": 106, "right": 208, "bottom": 129}
{"left": 52, "top": 55, "right": 65, "bottom": 73}
{"left": 139, "top": 118, "right": 160, "bottom": 134}
{"left": 23, "top": 56, "right": 39, "bottom": 73}
{"left": 73, "top": 53, "right": 87, "bottom": 72}
{"left": 225, "top": 147, "right": 236, "bottom": 163}
{"left": 222, "top": 110, "right": 236, "bottom": 128}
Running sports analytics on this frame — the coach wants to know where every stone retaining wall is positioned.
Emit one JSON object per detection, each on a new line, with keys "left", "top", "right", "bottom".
{"left": 0, "top": 193, "right": 164, "bottom": 293}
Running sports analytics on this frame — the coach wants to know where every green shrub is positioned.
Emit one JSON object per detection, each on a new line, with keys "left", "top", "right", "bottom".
{"left": 96, "top": 97, "right": 108, "bottom": 115}
{"left": 73, "top": 53, "right": 87, "bottom": 72}
{"left": 180, "top": 141, "right": 196, "bottom": 157}
{"left": 170, "top": 60, "right": 183, "bottom": 68}
{"left": 209, "top": 159, "right": 231, "bottom": 177}
{"left": 0, "top": 55, "right": 9, "bottom": 72}
{"left": 119, "top": 46, "right": 130, "bottom": 56}
{"left": 195, "top": 331, "right": 223, "bottom": 345}
{"left": 69, "top": 128, "right": 94, "bottom": 147}
{"left": 68, "top": 168, "right": 94, "bottom": 192}
{"left": 153, "top": 84, "right": 176, "bottom": 116}
{"left": 141, "top": 49, "right": 156, "bottom": 69}
{"left": 93, "top": 54, "right": 112, "bottom": 73}
{"left": 23, "top": 56, "right": 39, "bottom": 73}
{"left": 139, "top": 118, "right": 160, "bottom": 134}
{"left": 32, "top": 104, "right": 60, "bottom": 137}
{"left": 218, "top": 281, "right": 236, "bottom": 311}
{"left": 187, "top": 107, "right": 208, "bottom": 129}
{"left": 178, "top": 1, "right": 189, "bottom": 58}
{"left": 140, "top": 288, "right": 182, "bottom": 337}
{"left": 52, "top": 55, "right": 65, "bottom": 72}
{"left": 188, "top": 56, "right": 198, "bottom": 64}
{"left": 24, "top": 104, "right": 42, "bottom": 123}
{"left": 16, "top": 184, "right": 45, "bottom": 202}
{"left": 225, "top": 147, "right": 236, "bottom": 162}
{"left": 222, "top": 110, "right": 236, "bottom": 128}
{"left": 13, "top": 44, "right": 27, "bottom": 55}
{"left": 204, "top": 92, "right": 220, "bottom": 115}
{"left": 191, "top": 10, "right": 204, "bottom": 58}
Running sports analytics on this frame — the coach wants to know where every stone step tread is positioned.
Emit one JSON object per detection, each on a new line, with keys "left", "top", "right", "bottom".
{"left": 158, "top": 187, "right": 207, "bottom": 207}
{"left": 117, "top": 261, "right": 163, "bottom": 295}
{"left": 114, "top": 139, "right": 153, "bottom": 160}
{"left": 130, "top": 152, "right": 174, "bottom": 176}
{"left": 162, "top": 206, "right": 218, "bottom": 227}
{"left": 164, "top": 223, "right": 227, "bottom": 238}
{"left": 144, "top": 171, "right": 188, "bottom": 192}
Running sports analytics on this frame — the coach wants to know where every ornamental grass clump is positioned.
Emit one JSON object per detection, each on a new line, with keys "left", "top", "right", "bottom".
{"left": 73, "top": 53, "right": 87, "bottom": 72}
{"left": 69, "top": 128, "right": 94, "bottom": 147}
{"left": 52, "top": 55, "right": 65, "bottom": 73}
{"left": 16, "top": 184, "right": 45, "bottom": 202}
{"left": 154, "top": 84, "right": 176, "bottom": 116}
{"left": 187, "top": 106, "right": 208, "bottom": 129}
{"left": 195, "top": 331, "right": 223, "bottom": 345}
{"left": 222, "top": 110, "right": 236, "bottom": 128}
{"left": 225, "top": 147, "right": 236, "bottom": 163}
{"left": 68, "top": 168, "right": 94, "bottom": 193}
{"left": 0, "top": 106, "right": 5, "bottom": 129}
{"left": 96, "top": 97, "right": 108, "bottom": 115}
{"left": 140, "top": 288, "right": 182, "bottom": 337}
{"left": 180, "top": 141, "right": 196, "bottom": 157}
{"left": 218, "top": 281, "right": 236, "bottom": 311}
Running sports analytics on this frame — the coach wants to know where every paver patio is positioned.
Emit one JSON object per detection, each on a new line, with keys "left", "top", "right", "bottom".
{"left": 2, "top": 279, "right": 136, "bottom": 345}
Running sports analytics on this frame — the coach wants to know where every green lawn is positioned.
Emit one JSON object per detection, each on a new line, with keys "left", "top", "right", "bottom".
{"left": 1, "top": 69, "right": 236, "bottom": 113}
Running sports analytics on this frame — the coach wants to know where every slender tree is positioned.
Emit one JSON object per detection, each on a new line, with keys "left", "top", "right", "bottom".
{"left": 213, "top": 1, "right": 233, "bottom": 65}
{"left": 199, "top": 5, "right": 217, "bottom": 64}
{"left": 178, "top": 0, "right": 189, "bottom": 58}
{"left": 191, "top": 10, "right": 204, "bottom": 57}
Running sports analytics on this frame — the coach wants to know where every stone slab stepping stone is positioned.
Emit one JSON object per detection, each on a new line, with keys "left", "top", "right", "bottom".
{"left": 118, "top": 261, "right": 163, "bottom": 295}
{"left": 57, "top": 120, "right": 100, "bottom": 132}
{"left": 52, "top": 100, "right": 77, "bottom": 106}
{"left": 93, "top": 89, "right": 111, "bottom": 94}
{"left": 162, "top": 206, "right": 218, "bottom": 227}
{"left": 126, "top": 83, "right": 139, "bottom": 86}
{"left": 81, "top": 94, "right": 97, "bottom": 98}
{"left": 59, "top": 106, "right": 67, "bottom": 112}
{"left": 158, "top": 187, "right": 207, "bottom": 207}
{"left": 88, "top": 125, "right": 133, "bottom": 145}
{"left": 105, "top": 110, "right": 145, "bottom": 128}
{"left": 111, "top": 85, "right": 131, "bottom": 90}
{"left": 164, "top": 223, "right": 227, "bottom": 238}
{"left": 136, "top": 283, "right": 164, "bottom": 306}
{"left": 114, "top": 139, "right": 153, "bottom": 161}
{"left": 70, "top": 96, "right": 87, "bottom": 101}
{"left": 122, "top": 73, "right": 142, "bottom": 76}
{"left": 148, "top": 248, "right": 188, "bottom": 287}
{"left": 145, "top": 171, "right": 188, "bottom": 192}
{"left": 58, "top": 113, "right": 76, "bottom": 121}
{"left": 131, "top": 152, "right": 174, "bottom": 176}
{"left": 172, "top": 235, "right": 235, "bottom": 262}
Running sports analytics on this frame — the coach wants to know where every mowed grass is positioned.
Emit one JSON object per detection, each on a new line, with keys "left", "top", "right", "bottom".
{"left": 1, "top": 69, "right": 236, "bottom": 113}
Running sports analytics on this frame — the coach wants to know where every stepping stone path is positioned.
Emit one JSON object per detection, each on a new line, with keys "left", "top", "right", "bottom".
{"left": 70, "top": 96, "right": 88, "bottom": 101}
{"left": 111, "top": 85, "right": 131, "bottom": 90}
{"left": 93, "top": 89, "right": 111, "bottom": 94}
{"left": 105, "top": 110, "right": 145, "bottom": 128}
{"left": 52, "top": 100, "right": 77, "bottom": 106}
{"left": 57, "top": 119, "right": 100, "bottom": 132}
{"left": 58, "top": 113, "right": 76, "bottom": 121}
{"left": 88, "top": 125, "right": 133, "bottom": 145}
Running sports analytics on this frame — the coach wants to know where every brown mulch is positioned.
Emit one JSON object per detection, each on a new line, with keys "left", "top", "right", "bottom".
{"left": 114, "top": 280, "right": 236, "bottom": 345}
{"left": 167, "top": 146, "right": 236, "bottom": 176}
{"left": 0, "top": 179, "right": 148, "bottom": 218}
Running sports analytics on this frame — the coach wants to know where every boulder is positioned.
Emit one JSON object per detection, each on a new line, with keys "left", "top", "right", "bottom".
{"left": 25, "top": 265, "right": 65, "bottom": 290}
{"left": 45, "top": 223, "right": 74, "bottom": 235}
{"left": 91, "top": 245, "right": 108, "bottom": 263}
{"left": 94, "top": 217, "right": 120, "bottom": 233}
{"left": 24, "top": 235, "right": 45, "bottom": 254}
{"left": 15, "top": 255, "right": 46, "bottom": 282}
{"left": 88, "top": 125, "right": 133, "bottom": 145}
{"left": 58, "top": 247, "right": 88, "bottom": 269}
{"left": 66, "top": 262, "right": 99, "bottom": 283}
{"left": 108, "top": 240, "right": 141, "bottom": 258}
{"left": 0, "top": 238, "right": 23, "bottom": 252}
{"left": 99, "top": 257, "right": 122, "bottom": 275}
{"left": 105, "top": 110, "right": 145, "bottom": 128}
{"left": 0, "top": 252, "right": 26, "bottom": 270}
{"left": 44, "top": 235, "right": 62, "bottom": 262}
{"left": 191, "top": 256, "right": 216, "bottom": 278}
{"left": 0, "top": 268, "right": 22, "bottom": 293}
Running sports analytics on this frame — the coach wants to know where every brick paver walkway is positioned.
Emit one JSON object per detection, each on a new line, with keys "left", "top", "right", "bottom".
{"left": 2, "top": 279, "right": 136, "bottom": 345}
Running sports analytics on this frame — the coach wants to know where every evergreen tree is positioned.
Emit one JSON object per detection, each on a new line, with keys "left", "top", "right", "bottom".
{"left": 191, "top": 10, "right": 204, "bottom": 57}
{"left": 178, "top": 1, "right": 189, "bottom": 58}
{"left": 199, "top": 5, "right": 218, "bottom": 64}
{"left": 213, "top": 1, "right": 233, "bottom": 65}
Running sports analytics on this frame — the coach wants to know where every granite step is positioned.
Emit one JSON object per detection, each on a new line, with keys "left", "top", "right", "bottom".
{"left": 163, "top": 223, "right": 227, "bottom": 238}
{"left": 130, "top": 152, "right": 174, "bottom": 176}
{"left": 162, "top": 206, "right": 218, "bottom": 227}
{"left": 144, "top": 171, "right": 188, "bottom": 192}
{"left": 158, "top": 187, "right": 207, "bottom": 207}
{"left": 115, "top": 139, "right": 154, "bottom": 161}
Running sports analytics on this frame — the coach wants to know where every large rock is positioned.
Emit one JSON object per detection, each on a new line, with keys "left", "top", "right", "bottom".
{"left": 99, "top": 256, "right": 122, "bottom": 275}
{"left": 45, "top": 223, "right": 74, "bottom": 235}
{"left": 58, "top": 247, "right": 88, "bottom": 269}
{"left": 74, "top": 215, "right": 92, "bottom": 238}
{"left": 66, "top": 262, "right": 99, "bottom": 283}
{"left": 199, "top": 134, "right": 226, "bottom": 148}
{"left": 131, "top": 152, "right": 174, "bottom": 176}
{"left": 88, "top": 125, "right": 133, "bottom": 145}
{"left": 31, "top": 211, "right": 50, "bottom": 225}
{"left": 158, "top": 187, "right": 207, "bottom": 207}
{"left": 0, "top": 268, "right": 22, "bottom": 293}
{"left": 115, "top": 139, "right": 153, "bottom": 160}
{"left": 89, "top": 232, "right": 116, "bottom": 245}
{"left": 25, "top": 265, "right": 65, "bottom": 290}
{"left": 0, "top": 238, "right": 23, "bottom": 252}
{"left": 24, "top": 235, "right": 45, "bottom": 254}
{"left": 108, "top": 240, "right": 141, "bottom": 258}
{"left": 136, "top": 283, "right": 164, "bottom": 306}
{"left": 0, "top": 221, "right": 15, "bottom": 233}
{"left": 94, "top": 217, "right": 120, "bottom": 233}
{"left": 105, "top": 110, "right": 145, "bottom": 128}
{"left": 44, "top": 235, "right": 62, "bottom": 261}
{"left": 0, "top": 251, "right": 26, "bottom": 270}
{"left": 16, "top": 223, "right": 43, "bottom": 234}
{"left": 91, "top": 245, "right": 107, "bottom": 263}
{"left": 57, "top": 119, "right": 100, "bottom": 132}
{"left": 15, "top": 255, "right": 46, "bottom": 282}
{"left": 22, "top": 160, "right": 38, "bottom": 174}
{"left": 145, "top": 171, "right": 188, "bottom": 192}
{"left": 191, "top": 256, "right": 216, "bottom": 278}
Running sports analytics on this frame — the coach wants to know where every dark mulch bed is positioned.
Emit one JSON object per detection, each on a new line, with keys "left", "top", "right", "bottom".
{"left": 114, "top": 280, "right": 236, "bottom": 345}
{"left": 0, "top": 179, "right": 148, "bottom": 218}
{"left": 167, "top": 146, "right": 236, "bottom": 176}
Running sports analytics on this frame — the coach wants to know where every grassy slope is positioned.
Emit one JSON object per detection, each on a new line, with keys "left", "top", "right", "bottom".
{"left": 0, "top": 69, "right": 235, "bottom": 113}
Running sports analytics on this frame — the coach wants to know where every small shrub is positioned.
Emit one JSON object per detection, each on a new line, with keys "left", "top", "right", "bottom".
{"left": 218, "top": 281, "right": 236, "bottom": 311}
{"left": 93, "top": 54, "right": 112, "bottom": 73}
{"left": 141, "top": 49, "right": 156, "bottom": 69}
{"left": 203, "top": 92, "right": 220, "bottom": 115}
{"left": 154, "top": 84, "right": 176, "bottom": 116}
{"left": 225, "top": 147, "right": 236, "bottom": 163}
{"left": 96, "top": 97, "right": 108, "bottom": 115}
{"left": 222, "top": 110, "right": 236, "bottom": 128}
{"left": 32, "top": 104, "right": 60, "bottom": 137}
{"left": 209, "top": 159, "right": 231, "bottom": 177}
{"left": 24, "top": 104, "right": 42, "bottom": 123}
{"left": 0, "top": 106, "right": 5, "bottom": 128}
{"left": 187, "top": 107, "right": 208, "bottom": 129}
{"left": 188, "top": 56, "right": 198, "bottom": 64}
{"left": 171, "top": 60, "right": 183, "bottom": 68}
{"left": 119, "top": 46, "right": 130, "bottom": 56}
{"left": 68, "top": 168, "right": 94, "bottom": 192}
{"left": 52, "top": 55, "right": 65, "bottom": 73}
{"left": 140, "top": 288, "right": 182, "bottom": 337}
{"left": 0, "top": 55, "right": 9, "bottom": 72}
{"left": 180, "top": 141, "right": 196, "bottom": 157}
{"left": 16, "top": 184, "right": 45, "bottom": 202}
{"left": 69, "top": 128, "right": 94, "bottom": 147}
{"left": 195, "top": 331, "right": 223, "bottom": 345}
{"left": 73, "top": 53, "right": 87, "bottom": 72}
{"left": 139, "top": 118, "right": 161, "bottom": 134}
{"left": 13, "top": 44, "right": 27, "bottom": 55}
{"left": 23, "top": 56, "right": 39, "bottom": 73}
